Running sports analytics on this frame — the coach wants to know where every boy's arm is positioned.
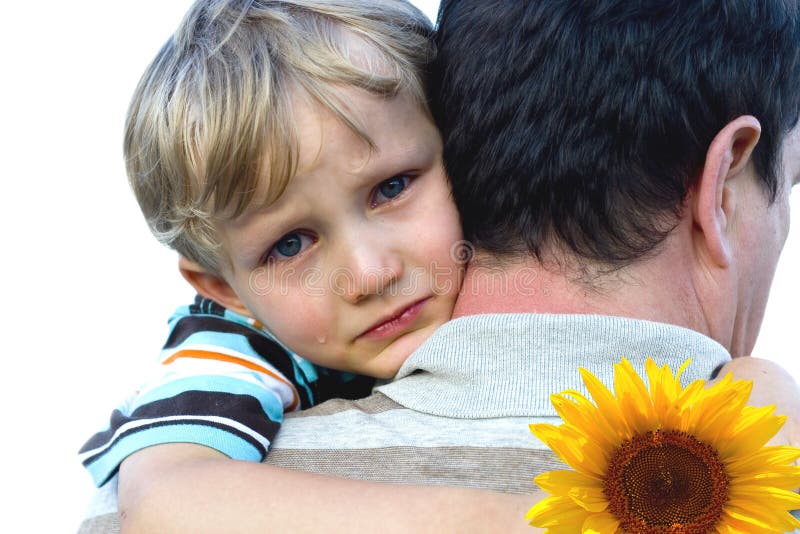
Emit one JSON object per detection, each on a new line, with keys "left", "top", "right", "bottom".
{"left": 79, "top": 299, "right": 308, "bottom": 487}
{"left": 118, "top": 443, "right": 541, "bottom": 533}
{"left": 112, "top": 359, "right": 799, "bottom": 533}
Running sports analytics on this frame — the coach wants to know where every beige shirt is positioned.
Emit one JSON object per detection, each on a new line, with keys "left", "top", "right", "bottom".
{"left": 78, "top": 313, "right": 731, "bottom": 533}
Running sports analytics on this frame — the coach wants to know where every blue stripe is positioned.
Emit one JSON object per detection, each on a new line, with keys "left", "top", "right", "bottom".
{"left": 293, "top": 355, "right": 319, "bottom": 383}
{"left": 86, "top": 424, "right": 263, "bottom": 487}
{"left": 212, "top": 309, "right": 321, "bottom": 404}
{"left": 168, "top": 306, "right": 322, "bottom": 406}
{"left": 168, "top": 304, "right": 194, "bottom": 323}
{"left": 134, "top": 376, "right": 285, "bottom": 423}
{"left": 222, "top": 318, "right": 322, "bottom": 405}
{"left": 289, "top": 355, "right": 317, "bottom": 404}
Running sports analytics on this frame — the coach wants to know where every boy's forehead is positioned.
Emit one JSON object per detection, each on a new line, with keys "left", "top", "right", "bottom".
{"left": 294, "top": 86, "right": 438, "bottom": 174}
{"left": 290, "top": 89, "right": 373, "bottom": 172}
{"left": 216, "top": 89, "right": 366, "bottom": 227}
{"left": 290, "top": 91, "right": 335, "bottom": 165}
{"left": 231, "top": 85, "right": 436, "bottom": 219}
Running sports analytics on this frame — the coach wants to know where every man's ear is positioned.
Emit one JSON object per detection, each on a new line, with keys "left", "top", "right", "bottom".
{"left": 178, "top": 256, "right": 253, "bottom": 318}
{"left": 693, "top": 115, "right": 761, "bottom": 268}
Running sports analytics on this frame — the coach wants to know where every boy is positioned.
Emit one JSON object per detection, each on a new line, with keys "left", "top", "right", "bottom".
{"left": 81, "top": 0, "right": 464, "bottom": 480}
{"left": 80, "top": 1, "right": 537, "bottom": 531}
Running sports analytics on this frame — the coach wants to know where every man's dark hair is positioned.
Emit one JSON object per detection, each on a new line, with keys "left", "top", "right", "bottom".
{"left": 430, "top": 0, "right": 800, "bottom": 267}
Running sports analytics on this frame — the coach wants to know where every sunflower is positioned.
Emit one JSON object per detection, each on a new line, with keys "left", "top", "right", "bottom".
{"left": 527, "top": 358, "right": 800, "bottom": 533}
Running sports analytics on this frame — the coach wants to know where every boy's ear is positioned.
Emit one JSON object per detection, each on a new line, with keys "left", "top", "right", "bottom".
{"left": 692, "top": 115, "right": 761, "bottom": 268}
{"left": 178, "top": 256, "right": 253, "bottom": 318}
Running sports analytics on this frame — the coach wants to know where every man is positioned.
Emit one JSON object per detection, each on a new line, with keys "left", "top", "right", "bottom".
{"left": 80, "top": 0, "right": 800, "bottom": 531}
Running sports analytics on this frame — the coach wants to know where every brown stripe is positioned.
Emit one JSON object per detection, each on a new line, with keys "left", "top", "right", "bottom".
{"left": 163, "top": 349, "right": 300, "bottom": 411}
{"left": 265, "top": 446, "right": 565, "bottom": 494}
{"left": 288, "top": 392, "right": 402, "bottom": 418}
{"left": 77, "top": 512, "right": 119, "bottom": 534}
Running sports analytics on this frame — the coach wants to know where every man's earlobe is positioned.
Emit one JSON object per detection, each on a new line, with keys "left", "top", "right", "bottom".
{"left": 692, "top": 115, "right": 761, "bottom": 268}
{"left": 177, "top": 256, "right": 253, "bottom": 317}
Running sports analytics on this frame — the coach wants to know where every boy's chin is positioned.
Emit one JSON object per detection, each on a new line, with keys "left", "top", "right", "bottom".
{"left": 363, "top": 323, "right": 441, "bottom": 379}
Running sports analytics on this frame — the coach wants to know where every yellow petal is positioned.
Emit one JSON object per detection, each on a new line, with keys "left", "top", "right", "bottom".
{"left": 669, "top": 379, "right": 706, "bottom": 430}
{"left": 616, "top": 393, "right": 652, "bottom": 436}
{"left": 725, "top": 445, "right": 800, "bottom": 476}
{"left": 728, "top": 484, "right": 800, "bottom": 509}
{"left": 613, "top": 358, "right": 656, "bottom": 434}
{"left": 717, "top": 511, "right": 783, "bottom": 534}
{"left": 689, "top": 388, "right": 751, "bottom": 443}
{"left": 534, "top": 470, "right": 602, "bottom": 495}
{"left": 526, "top": 495, "right": 589, "bottom": 527}
{"left": 714, "top": 520, "right": 749, "bottom": 534}
{"left": 529, "top": 423, "right": 562, "bottom": 445}
{"left": 535, "top": 425, "right": 608, "bottom": 477}
{"left": 723, "top": 503, "right": 800, "bottom": 532}
{"left": 717, "top": 409, "right": 786, "bottom": 459}
{"left": 686, "top": 378, "right": 751, "bottom": 443}
{"left": 645, "top": 358, "right": 685, "bottom": 429}
{"left": 579, "top": 367, "right": 630, "bottom": 441}
{"left": 543, "top": 527, "right": 586, "bottom": 534}
{"left": 582, "top": 511, "right": 620, "bottom": 533}
{"left": 567, "top": 485, "right": 609, "bottom": 513}
{"left": 525, "top": 495, "right": 560, "bottom": 523}
{"left": 732, "top": 466, "right": 800, "bottom": 491}
{"left": 551, "top": 392, "right": 619, "bottom": 450}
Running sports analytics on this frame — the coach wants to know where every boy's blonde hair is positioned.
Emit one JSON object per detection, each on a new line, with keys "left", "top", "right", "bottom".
{"left": 125, "top": 0, "right": 433, "bottom": 275}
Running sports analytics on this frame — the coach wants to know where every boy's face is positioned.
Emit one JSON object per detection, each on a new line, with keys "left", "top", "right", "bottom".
{"left": 217, "top": 88, "right": 464, "bottom": 378}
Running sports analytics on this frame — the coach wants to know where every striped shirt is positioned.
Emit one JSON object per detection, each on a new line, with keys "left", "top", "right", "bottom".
{"left": 78, "top": 296, "right": 373, "bottom": 487}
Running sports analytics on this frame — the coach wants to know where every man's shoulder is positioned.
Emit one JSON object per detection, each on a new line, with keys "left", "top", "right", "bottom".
{"left": 266, "top": 391, "right": 563, "bottom": 494}
{"left": 274, "top": 391, "right": 407, "bottom": 444}
{"left": 285, "top": 390, "right": 401, "bottom": 419}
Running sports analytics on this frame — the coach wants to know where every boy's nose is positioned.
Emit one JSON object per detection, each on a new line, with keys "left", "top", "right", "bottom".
{"left": 334, "top": 232, "right": 404, "bottom": 304}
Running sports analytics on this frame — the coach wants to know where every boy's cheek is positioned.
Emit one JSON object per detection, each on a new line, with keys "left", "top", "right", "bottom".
{"left": 255, "top": 294, "right": 330, "bottom": 341}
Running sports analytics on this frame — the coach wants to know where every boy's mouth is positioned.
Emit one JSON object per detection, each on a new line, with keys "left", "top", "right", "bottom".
{"left": 358, "top": 297, "right": 431, "bottom": 340}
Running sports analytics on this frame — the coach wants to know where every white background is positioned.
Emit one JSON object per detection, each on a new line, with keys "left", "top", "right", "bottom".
{"left": 1, "top": 1, "right": 796, "bottom": 531}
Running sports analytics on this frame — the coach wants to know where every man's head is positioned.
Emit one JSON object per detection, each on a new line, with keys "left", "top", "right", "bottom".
{"left": 431, "top": 0, "right": 800, "bottom": 268}
{"left": 126, "top": 0, "right": 432, "bottom": 276}
{"left": 432, "top": 0, "right": 800, "bottom": 356}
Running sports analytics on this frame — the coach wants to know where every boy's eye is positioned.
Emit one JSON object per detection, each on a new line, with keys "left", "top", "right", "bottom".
{"left": 265, "top": 232, "right": 314, "bottom": 262}
{"left": 372, "top": 175, "right": 412, "bottom": 206}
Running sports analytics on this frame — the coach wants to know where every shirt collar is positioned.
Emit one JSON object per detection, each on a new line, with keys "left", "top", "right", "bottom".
{"left": 377, "top": 313, "right": 731, "bottom": 418}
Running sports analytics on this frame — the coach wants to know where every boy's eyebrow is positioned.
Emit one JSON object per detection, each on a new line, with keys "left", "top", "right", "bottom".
{"left": 224, "top": 226, "right": 283, "bottom": 267}
{"left": 221, "top": 204, "right": 288, "bottom": 260}
{"left": 375, "top": 135, "right": 438, "bottom": 166}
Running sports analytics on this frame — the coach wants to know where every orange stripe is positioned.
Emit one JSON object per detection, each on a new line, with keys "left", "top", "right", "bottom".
{"left": 163, "top": 349, "right": 299, "bottom": 411}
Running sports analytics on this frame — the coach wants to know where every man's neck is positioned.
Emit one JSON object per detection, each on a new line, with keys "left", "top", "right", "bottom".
{"left": 451, "top": 251, "right": 706, "bottom": 333}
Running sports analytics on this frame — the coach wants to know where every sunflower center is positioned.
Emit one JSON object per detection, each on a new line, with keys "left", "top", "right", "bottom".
{"left": 604, "top": 430, "right": 729, "bottom": 533}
